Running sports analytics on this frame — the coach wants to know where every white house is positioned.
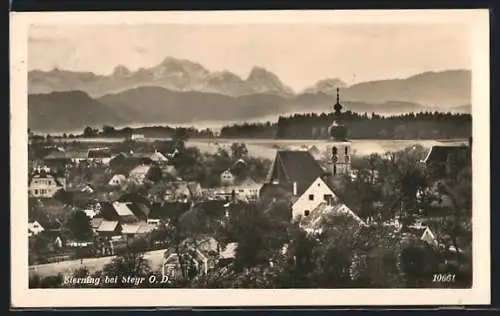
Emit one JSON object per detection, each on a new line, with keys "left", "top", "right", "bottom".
{"left": 28, "top": 220, "right": 45, "bottom": 237}
{"left": 291, "top": 176, "right": 337, "bottom": 219}
{"left": 226, "top": 178, "right": 261, "bottom": 201}
{"left": 220, "top": 169, "right": 235, "bottom": 186}
{"left": 130, "top": 134, "right": 145, "bottom": 141}
{"left": 29, "top": 173, "right": 66, "bottom": 198}
{"left": 108, "top": 174, "right": 127, "bottom": 187}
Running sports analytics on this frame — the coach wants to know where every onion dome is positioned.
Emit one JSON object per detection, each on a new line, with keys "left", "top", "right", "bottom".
{"left": 328, "top": 120, "right": 348, "bottom": 140}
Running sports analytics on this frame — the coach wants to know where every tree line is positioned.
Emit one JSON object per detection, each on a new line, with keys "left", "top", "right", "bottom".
{"left": 221, "top": 111, "right": 471, "bottom": 139}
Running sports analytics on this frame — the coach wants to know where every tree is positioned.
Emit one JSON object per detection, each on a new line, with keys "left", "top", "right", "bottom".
{"left": 101, "top": 238, "right": 152, "bottom": 288}
{"left": 66, "top": 211, "right": 93, "bottom": 241}
{"left": 83, "top": 126, "right": 98, "bottom": 138}
{"left": 146, "top": 165, "right": 163, "bottom": 183}
{"left": 230, "top": 142, "right": 248, "bottom": 160}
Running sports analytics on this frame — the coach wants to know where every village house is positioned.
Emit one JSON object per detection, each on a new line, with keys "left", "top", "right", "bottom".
{"left": 291, "top": 176, "right": 338, "bottom": 219}
{"left": 28, "top": 220, "right": 45, "bottom": 237}
{"left": 164, "top": 181, "right": 203, "bottom": 202}
{"left": 130, "top": 134, "right": 145, "bottom": 141}
{"left": 421, "top": 143, "right": 470, "bottom": 179}
{"left": 162, "top": 237, "right": 237, "bottom": 281}
{"left": 260, "top": 150, "right": 328, "bottom": 203}
{"left": 128, "top": 164, "right": 152, "bottom": 185}
{"left": 108, "top": 174, "right": 127, "bottom": 187}
{"left": 224, "top": 177, "right": 261, "bottom": 202}
{"left": 299, "top": 201, "right": 366, "bottom": 235}
{"left": 220, "top": 169, "right": 235, "bottom": 186}
{"left": 89, "top": 200, "right": 152, "bottom": 239}
{"left": 29, "top": 172, "right": 66, "bottom": 198}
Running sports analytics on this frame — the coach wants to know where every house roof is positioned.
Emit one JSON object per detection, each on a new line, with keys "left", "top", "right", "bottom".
{"left": 266, "top": 150, "right": 327, "bottom": 196}
{"left": 129, "top": 165, "right": 151, "bottom": 177}
{"left": 113, "top": 201, "right": 136, "bottom": 217}
{"left": 117, "top": 193, "right": 151, "bottom": 208}
{"left": 127, "top": 202, "right": 151, "bottom": 220}
{"left": 97, "top": 220, "right": 119, "bottom": 232}
{"left": 96, "top": 202, "right": 120, "bottom": 221}
{"left": 121, "top": 222, "right": 141, "bottom": 234}
{"left": 300, "top": 201, "right": 366, "bottom": 232}
{"left": 186, "top": 182, "right": 201, "bottom": 194}
{"left": 88, "top": 148, "right": 112, "bottom": 158}
{"left": 150, "top": 151, "right": 168, "bottom": 162}
{"left": 423, "top": 145, "right": 469, "bottom": 164}
{"left": 220, "top": 242, "right": 238, "bottom": 259}
{"left": 29, "top": 172, "right": 65, "bottom": 187}
{"left": 108, "top": 174, "right": 127, "bottom": 184}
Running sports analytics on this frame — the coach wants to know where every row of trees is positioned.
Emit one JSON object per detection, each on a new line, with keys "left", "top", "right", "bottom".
{"left": 218, "top": 111, "right": 471, "bottom": 139}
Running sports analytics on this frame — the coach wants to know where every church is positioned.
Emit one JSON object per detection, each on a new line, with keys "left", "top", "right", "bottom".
{"left": 325, "top": 88, "right": 352, "bottom": 177}
{"left": 260, "top": 88, "right": 353, "bottom": 210}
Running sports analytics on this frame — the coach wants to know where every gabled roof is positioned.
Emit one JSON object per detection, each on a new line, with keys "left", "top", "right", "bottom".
{"left": 113, "top": 201, "right": 136, "bottom": 217}
{"left": 300, "top": 201, "right": 366, "bottom": 233}
{"left": 121, "top": 222, "right": 141, "bottom": 234}
{"left": 97, "top": 220, "right": 119, "bottom": 232}
{"left": 29, "top": 172, "right": 65, "bottom": 187}
{"left": 423, "top": 145, "right": 469, "bottom": 164}
{"left": 129, "top": 165, "right": 152, "bottom": 177}
{"left": 267, "top": 150, "right": 327, "bottom": 195}
{"left": 96, "top": 202, "right": 120, "bottom": 221}
{"left": 108, "top": 174, "right": 127, "bottom": 184}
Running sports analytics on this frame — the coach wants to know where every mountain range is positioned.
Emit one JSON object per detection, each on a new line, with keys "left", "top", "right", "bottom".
{"left": 28, "top": 57, "right": 472, "bottom": 133}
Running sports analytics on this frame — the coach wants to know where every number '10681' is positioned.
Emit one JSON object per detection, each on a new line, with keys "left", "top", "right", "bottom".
{"left": 433, "top": 274, "right": 456, "bottom": 282}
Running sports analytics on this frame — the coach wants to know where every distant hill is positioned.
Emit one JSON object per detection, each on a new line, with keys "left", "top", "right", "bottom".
{"left": 29, "top": 86, "right": 449, "bottom": 133}
{"left": 28, "top": 91, "right": 127, "bottom": 133}
{"left": 28, "top": 56, "right": 471, "bottom": 108}
{"left": 340, "top": 70, "right": 471, "bottom": 108}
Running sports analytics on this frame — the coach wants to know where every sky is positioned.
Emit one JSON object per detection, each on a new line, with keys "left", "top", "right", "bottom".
{"left": 28, "top": 23, "right": 471, "bottom": 91}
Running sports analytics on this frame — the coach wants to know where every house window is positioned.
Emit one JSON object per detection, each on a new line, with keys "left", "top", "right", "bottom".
{"left": 324, "top": 194, "right": 333, "bottom": 203}
{"left": 308, "top": 194, "right": 314, "bottom": 201}
{"left": 304, "top": 210, "right": 310, "bottom": 216}
{"left": 34, "top": 189, "right": 39, "bottom": 195}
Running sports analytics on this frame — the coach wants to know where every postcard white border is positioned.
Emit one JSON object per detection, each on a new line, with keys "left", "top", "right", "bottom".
{"left": 10, "top": 9, "right": 490, "bottom": 308}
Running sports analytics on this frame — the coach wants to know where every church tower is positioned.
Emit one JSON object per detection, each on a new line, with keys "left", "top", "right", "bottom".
{"left": 327, "top": 88, "right": 351, "bottom": 176}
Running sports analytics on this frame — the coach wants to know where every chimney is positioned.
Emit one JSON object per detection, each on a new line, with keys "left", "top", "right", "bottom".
{"left": 293, "top": 182, "right": 297, "bottom": 196}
